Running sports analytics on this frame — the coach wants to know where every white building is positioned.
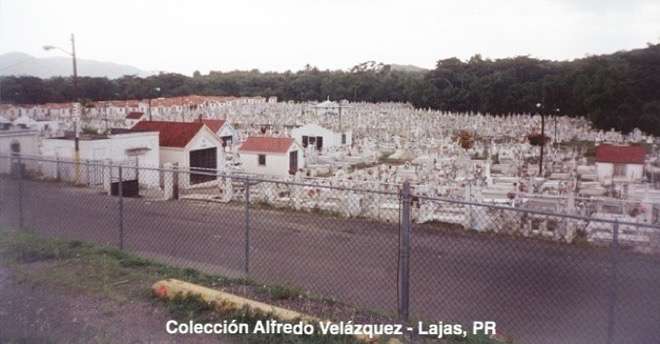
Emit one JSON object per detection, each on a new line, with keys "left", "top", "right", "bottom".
{"left": 0, "top": 127, "right": 40, "bottom": 174}
{"left": 595, "top": 144, "right": 646, "bottom": 184}
{"left": 239, "top": 136, "right": 304, "bottom": 177}
{"left": 40, "top": 130, "right": 160, "bottom": 186}
{"left": 291, "top": 123, "right": 352, "bottom": 152}
{"left": 130, "top": 120, "right": 225, "bottom": 186}
{"left": 42, "top": 130, "right": 160, "bottom": 167}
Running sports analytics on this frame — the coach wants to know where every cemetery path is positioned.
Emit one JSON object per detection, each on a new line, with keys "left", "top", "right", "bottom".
{"left": 3, "top": 179, "right": 660, "bottom": 344}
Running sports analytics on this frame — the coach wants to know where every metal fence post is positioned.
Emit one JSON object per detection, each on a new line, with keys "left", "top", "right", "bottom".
{"left": 118, "top": 165, "right": 124, "bottom": 250}
{"left": 56, "top": 156, "right": 61, "bottom": 181}
{"left": 606, "top": 220, "right": 619, "bottom": 344}
{"left": 398, "top": 181, "right": 412, "bottom": 322}
{"left": 16, "top": 155, "right": 24, "bottom": 230}
{"left": 173, "top": 164, "right": 179, "bottom": 200}
{"left": 244, "top": 178, "right": 251, "bottom": 277}
{"left": 86, "top": 159, "right": 91, "bottom": 186}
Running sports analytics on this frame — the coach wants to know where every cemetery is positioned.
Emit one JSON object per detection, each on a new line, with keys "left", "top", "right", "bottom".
{"left": 1, "top": 95, "right": 659, "bottom": 250}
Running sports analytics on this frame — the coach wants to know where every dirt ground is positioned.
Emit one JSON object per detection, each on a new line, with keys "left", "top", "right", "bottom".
{"left": 0, "top": 264, "right": 223, "bottom": 344}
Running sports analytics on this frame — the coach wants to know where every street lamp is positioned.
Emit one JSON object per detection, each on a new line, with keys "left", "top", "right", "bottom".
{"left": 43, "top": 33, "right": 79, "bottom": 140}
{"left": 44, "top": 34, "right": 82, "bottom": 183}
{"left": 43, "top": 33, "right": 78, "bottom": 103}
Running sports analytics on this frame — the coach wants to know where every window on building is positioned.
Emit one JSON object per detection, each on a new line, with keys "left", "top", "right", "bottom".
{"left": 302, "top": 136, "right": 308, "bottom": 147}
{"left": 341, "top": 133, "right": 346, "bottom": 144}
{"left": 308, "top": 136, "right": 316, "bottom": 145}
{"left": 10, "top": 140, "right": 20, "bottom": 154}
{"left": 613, "top": 164, "right": 625, "bottom": 177}
{"left": 258, "top": 154, "right": 266, "bottom": 166}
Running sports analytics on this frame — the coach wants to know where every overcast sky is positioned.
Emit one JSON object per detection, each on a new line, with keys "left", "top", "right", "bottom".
{"left": 1, "top": 0, "right": 659, "bottom": 75}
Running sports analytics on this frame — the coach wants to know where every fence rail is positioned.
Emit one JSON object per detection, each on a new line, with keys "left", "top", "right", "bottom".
{"left": 1, "top": 154, "right": 660, "bottom": 344}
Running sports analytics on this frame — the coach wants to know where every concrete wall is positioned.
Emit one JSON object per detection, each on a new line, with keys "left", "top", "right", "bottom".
{"left": 160, "top": 147, "right": 187, "bottom": 167}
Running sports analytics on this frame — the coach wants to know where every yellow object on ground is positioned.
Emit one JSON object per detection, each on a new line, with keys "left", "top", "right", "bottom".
{"left": 152, "top": 279, "right": 317, "bottom": 322}
{"left": 152, "top": 279, "right": 400, "bottom": 343}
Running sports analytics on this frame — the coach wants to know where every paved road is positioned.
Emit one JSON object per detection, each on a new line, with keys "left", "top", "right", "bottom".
{"left": 2, "top": 178, "right": 660, "bottom": 344}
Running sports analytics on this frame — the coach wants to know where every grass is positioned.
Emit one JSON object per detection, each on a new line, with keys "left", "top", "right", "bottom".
{"left": 0, "top": 230, "right": 251, "bottom": 299}
{"left": 257, "top": 284, "right": 305, "bottom": 301}
{"left": 0, "top": 229, "right": 508, "bottom": 343}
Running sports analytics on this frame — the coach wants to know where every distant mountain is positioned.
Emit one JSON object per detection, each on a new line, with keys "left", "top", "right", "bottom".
{"left": 388, "top": 64, "right": 428, "bottom": 73}
{"left": 0, "top": 52, "right": 154, "bottom": 79}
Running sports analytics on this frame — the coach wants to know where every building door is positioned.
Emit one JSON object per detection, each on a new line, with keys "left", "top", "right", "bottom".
{"left": 289, "top": 150, "right": 298, "bottom": 174}
{"left": 316, "top": 136, "right": 323, "bottom": 151}
{"left": 613, "top": 164, "right": 626, "bottom": 177}
{"left": 189, "top": 148, "right": 217, "bottom": 184}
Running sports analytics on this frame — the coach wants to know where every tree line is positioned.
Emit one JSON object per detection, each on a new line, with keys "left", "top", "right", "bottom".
{"left": 1, "top": 44, "right": 659, "bottom": 135}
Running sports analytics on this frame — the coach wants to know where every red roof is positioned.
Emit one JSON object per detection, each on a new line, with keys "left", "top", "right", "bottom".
{"left": 239, "top": 137, "right": 294, "bottom": 154}
{"left": 595, "top": 144, "right": 646, "bottom": 164}
{"left": 201, "top": 119, "right": 226, "bottom": 133}
{"left": 131, "top": 121, "right": 205, "bottom": 148}
{"left": 126, "top": 111, "right": 144, "bottom": 120}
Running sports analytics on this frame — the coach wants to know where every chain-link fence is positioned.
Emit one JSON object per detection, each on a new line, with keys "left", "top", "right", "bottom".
{"left": 1, "top": 154, "right": 659, "bottom": 344}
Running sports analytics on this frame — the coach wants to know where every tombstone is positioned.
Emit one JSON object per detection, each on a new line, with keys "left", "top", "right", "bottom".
{"left": 222, "top": 175, "right": 233, "bottom": 203}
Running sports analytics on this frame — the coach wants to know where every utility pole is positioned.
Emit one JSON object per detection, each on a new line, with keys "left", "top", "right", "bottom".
{"left": 70, "top": 33, "right": 81, "bottom": 183}
{"left": 44, "top": 34, "right": 80, "bottom": 181}
{"left": 103, "top": 102, "right": 109, "bottom": 133}
{"left": 71, "top": 34, "right": 78, "bottom": 106}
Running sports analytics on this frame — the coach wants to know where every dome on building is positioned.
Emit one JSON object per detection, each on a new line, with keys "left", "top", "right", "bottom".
{"left": 316, "top": 97, "right": 339, "bottom": 109}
